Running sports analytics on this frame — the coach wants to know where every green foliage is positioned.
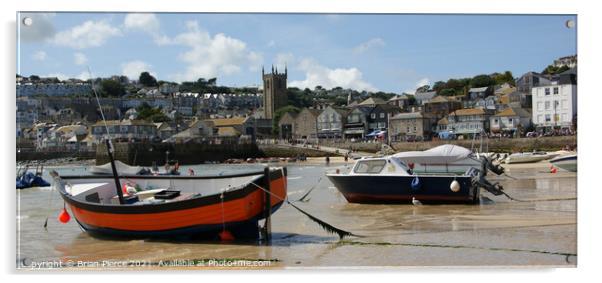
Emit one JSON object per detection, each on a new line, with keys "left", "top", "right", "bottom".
{"left": 439, "top": 88, "right": 457, "bottom": 96}
{"left": 542, "top": 65, "right": 570, "bottom": 75}
{"left": 272, "top": 105, "right": 301, "bottom": 135}
{"left": 493, "top": 71, "right": 515, "bottom": 86}
{"left": 470, "top": 74, "right": 496, "bottom": 88}
{"left": 179, "top": 77, "right": 231, "bottom": 93}
{"left": 100, "top": 79, "right": 125, "bottom": 97}
{"left": 137, "top": 103, "right": 170, "bottom": 122}
{"left": 416, "top": 85, "right": 430, "bottom": 93}
{"left": 287, "top": 88, "right": 313, "bottom": 108}
{"left": 29, "top": 75, "right": 40, "bottom": 81}
{"left": 139, "top": 72, "right": 158, "bottom": 87}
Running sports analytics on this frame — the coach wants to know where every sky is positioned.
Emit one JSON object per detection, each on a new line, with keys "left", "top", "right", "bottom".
{"left": 17, "top": 13, "right": 577, "bottom": 93}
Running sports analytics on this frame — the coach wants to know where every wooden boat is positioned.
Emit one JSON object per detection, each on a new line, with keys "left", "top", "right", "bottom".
{"left": 51, "top": 167, "right": 287, "bottom": 239}
{"left": 504, "top": 152, "right": 552, "bottom": 164}
{"left": 326, "top": 155, "right": 505, "bottom": 204}
{"left": 550, "top": 154, "right": 577, "bottom": 172}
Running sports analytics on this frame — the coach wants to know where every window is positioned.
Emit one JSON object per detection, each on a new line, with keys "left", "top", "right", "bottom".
{"left": 379, "top": 113, "right": 385, "bottom": 119}
{"left": 545, "top": 88, "right": 550, "bottom": 95}
{"left": 371, "top": 113, "right": 376, "bottom": 119}
{"left": 538, "top": 115, "right": 543, "bottom": 123}
{"left": 545, "top": 101, "right": 550, "bottom": 110}
{"left": 354, "top": 160, "right": 387, "bottom": 174}
{"left": 508, "top": 118, "right": 513, "bottom": 123}
{"left": 553, "top": 87, "right": 559, "bottom": 95}
{"left": 562, "top": 113, "right": 568, "bottom": 122}
{"left": 545, "top": 114, "right": 551, "bottom": 122}
{"left": 537, "top": 102, "right": 543, "bottom": 111}
{"left": 562, "top": 100, "right": 568, "bottom": 109}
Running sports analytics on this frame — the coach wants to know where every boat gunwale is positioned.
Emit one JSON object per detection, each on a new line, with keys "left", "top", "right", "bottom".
{"left": 56, "top": 169, "right": 286, "bottom": 215}
{"left": 60, "top": 169, "right": 268, "bottom": 180}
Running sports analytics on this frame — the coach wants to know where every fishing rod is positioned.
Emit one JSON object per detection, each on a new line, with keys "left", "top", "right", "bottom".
{"left": 250, "top": 182, "right": 358, "bottom": 240}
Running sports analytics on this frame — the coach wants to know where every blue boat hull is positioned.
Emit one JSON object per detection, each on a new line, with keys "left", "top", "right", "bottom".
{"left": 327, "top": 175, "right": 479, "bottom": 204}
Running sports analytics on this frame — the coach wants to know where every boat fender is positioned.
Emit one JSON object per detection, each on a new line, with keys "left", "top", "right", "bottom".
{"left": 411, "top": 176, "right": 421, "bottom": 191}
{"left": 58, "top": 207, "right": 70, "bottom": 224}
{"left": 450, "top": 180, "right": 461, "bottom": 192}
{"left": 219, "top": 230, "right": 235, "bottom": 241}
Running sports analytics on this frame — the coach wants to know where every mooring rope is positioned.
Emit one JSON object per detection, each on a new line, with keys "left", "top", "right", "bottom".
{"left": 497, "top": 190, "right": 576, "bottom": 202}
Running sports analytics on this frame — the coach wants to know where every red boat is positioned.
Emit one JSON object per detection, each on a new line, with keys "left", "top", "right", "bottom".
{"left": 52, "top": 167, "right": 287, "bottom": 239}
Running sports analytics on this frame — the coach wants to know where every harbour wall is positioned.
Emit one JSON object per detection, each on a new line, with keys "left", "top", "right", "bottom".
{"left": 95, "top": 142, "right": 266, "bottom": 166}
{"left": 323, "top": 136, "right": 578, "bottom": 154}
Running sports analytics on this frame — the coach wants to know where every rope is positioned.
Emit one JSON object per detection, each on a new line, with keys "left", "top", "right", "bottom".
{"left": 220, "top": 191, "right": 226, "bottom": 233}
{"left": 498, "top": 190, "right": 576, "bottom": 202}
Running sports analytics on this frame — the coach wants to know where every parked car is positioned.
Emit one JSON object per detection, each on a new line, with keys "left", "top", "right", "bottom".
{"left": 526, "top": 132, "right": 538, "bottom": 138}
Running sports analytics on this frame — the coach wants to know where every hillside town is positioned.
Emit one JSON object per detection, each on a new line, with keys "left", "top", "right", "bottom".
{"left": 16, "top": 55, "right": 577, "bottom": 154}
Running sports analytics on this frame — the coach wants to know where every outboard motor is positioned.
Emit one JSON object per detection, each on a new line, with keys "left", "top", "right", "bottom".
{"left": 472, "top": 156, "right": 505, "bottom": 196}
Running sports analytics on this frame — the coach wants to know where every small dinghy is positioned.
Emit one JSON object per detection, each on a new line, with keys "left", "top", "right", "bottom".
{"left": 504, "top": 152, "right": 552, "bottom": 164}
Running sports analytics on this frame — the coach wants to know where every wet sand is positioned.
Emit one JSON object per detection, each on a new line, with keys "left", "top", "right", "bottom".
{"left": 16, "top": 161, "right": 576, "bottom": 270}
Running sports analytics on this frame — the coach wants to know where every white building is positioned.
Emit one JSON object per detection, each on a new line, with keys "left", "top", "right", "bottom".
{"left": 531, "top": 76, "right": 577, "bottom": 130}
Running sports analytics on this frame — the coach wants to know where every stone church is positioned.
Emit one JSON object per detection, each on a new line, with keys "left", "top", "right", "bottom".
{"left": 262, "top": 65, "right": 288, "bottom": 120}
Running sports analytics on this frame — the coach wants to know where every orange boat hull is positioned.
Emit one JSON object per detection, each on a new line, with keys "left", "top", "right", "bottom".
{"left": 61, "top": 170, "right": 287, "bottom": 239}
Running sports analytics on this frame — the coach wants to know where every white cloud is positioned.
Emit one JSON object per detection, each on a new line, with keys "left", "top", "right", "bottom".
{"left": 289, "top": 58, "right": 377, "bottom": 92}
{"left": 43, "top": 73, "right": 70, "bottom": 81}
{"left": 74, "top": 52, "right": 88, "bottom": 65}
{"left": 52, "top": 20, "right": 122, "bottom": 49}
{"left": 32, "top": 51, "right": 46, "bottom": 61}
{"left": 162, "top": 21, "right": 262, "bottom": 82}
{"left": 353, "top": 38, "right": 385, "bottom": 54}
{"left": 275, "top": 53, "right": 295, "bottom": 70}
{"left": 76, "top": 71, "right": 92, "bottom": 81}
{"left": 124, "top": 13, "right": 160, "bottom": 34}
{"left": 121, "top": 60, "right": 156, "bottom": 80}
{"left": 404, "top": 78, "right": 431, "bottom": 94}
{"left": 416, "top": 78, "right": 430, "bottom": 88}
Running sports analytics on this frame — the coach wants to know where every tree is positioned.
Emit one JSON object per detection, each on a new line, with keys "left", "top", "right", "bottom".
{"left": 432, "top": 81, "right": 446, "bottom": 93}
{"left": 207, "top": 78, "right": 217, "bottom": 86}
{"left": 416, "top": 85, "right": 430, "bottom": 93}
{"left": 137, "top": 103, "right": 170, "bottom": 122}
{"left": 439, "top": 88, "right": 456, "bottom": 96}
{"left": 470, "top": 74, "right": 496, "bottom": 88}
{"left": 100, "top": 80, "right": 125, "bottom": 97}
{"left": 493, "top": 71, "right": 515, "bottom": 86}
{"left": 29, "top": 75, "right": 40, "bottom": 81}
{"left": 139, "top": 72, "right": 158, "bottom": 87}
{"left": 542, "top": 65, "right": 570, "bottom": 75}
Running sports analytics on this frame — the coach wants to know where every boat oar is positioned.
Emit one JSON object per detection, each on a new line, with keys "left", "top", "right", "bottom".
{"left": 250, "top": 182, "right": 357, "bottom": 239}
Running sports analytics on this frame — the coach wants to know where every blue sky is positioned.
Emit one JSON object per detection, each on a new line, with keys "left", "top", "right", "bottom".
{"left": 17, "top": 13, "right": 577, "bottom": 93}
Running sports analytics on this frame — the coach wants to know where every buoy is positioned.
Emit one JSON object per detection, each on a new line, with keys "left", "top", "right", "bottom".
{"left": 58, "top": 208, "right": 70, "bottom": 224}
{"left": 551, "top": 167, "right": 558, "bottom": 174}
{"left": 450, "top": 180, "right": 461, "bottom": 192}
{"left": 411, "top": 176, "right": 421, "bottom": 191}
{"left": 218, "top": 230, "right": 235, "bottom": 241}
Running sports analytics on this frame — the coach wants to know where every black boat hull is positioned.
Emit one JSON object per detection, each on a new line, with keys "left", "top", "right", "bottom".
{"left": 327, "top": 174, "right": 479, "bottom": 204}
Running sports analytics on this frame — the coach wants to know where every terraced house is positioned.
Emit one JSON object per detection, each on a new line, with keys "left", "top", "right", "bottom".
{"left": 444, "top": 108, "right": 492, "bottom": 137}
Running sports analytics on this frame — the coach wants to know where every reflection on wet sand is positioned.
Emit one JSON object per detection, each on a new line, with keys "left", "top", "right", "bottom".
{"left": 17, "top": 162, "right": 576, "bottom": 268}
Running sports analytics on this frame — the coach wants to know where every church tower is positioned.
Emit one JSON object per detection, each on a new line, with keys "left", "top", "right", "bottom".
{"left": 262, "top": 65, "right": 288, "bottom": 120}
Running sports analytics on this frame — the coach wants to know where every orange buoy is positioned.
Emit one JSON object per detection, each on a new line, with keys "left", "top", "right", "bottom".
{"left": 58, "top": 208, "right": 70, "bottom": 224}
{"left": 218, "top": 230, "right": 235, "bottom": 241}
